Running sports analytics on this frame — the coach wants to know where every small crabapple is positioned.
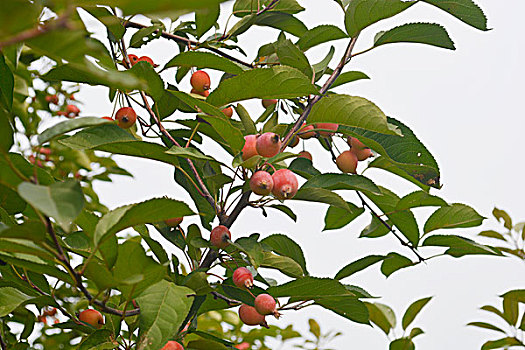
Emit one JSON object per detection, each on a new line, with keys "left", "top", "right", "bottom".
{"left": 190, "top": 88, "right": 210, "bottom": 97}
{"left": 255, "top": 132, "right": 281, "bottom": 158}
{"left": 298, "top": 124, "right": 315, "bottom": 139}
{"left": 233, "top": 267, "right": 253, "bottom": 289}
{"left": 78, "top": 309, "right": 104, "bottom": 329}
{"left": 127, "top": 54, "right": 139, "bottom": 66}
{"left": 101, "top": 116, "right": 113, "bottom": 121}
{"left": 115, "top": 107, "right": 137, "bottom": 129}
{"left": 160, "top": 341, "right": 184, "bottom": 350}
{"left": 289, "top": 136, "right": 299, "bottom": 148}
{"left": 137, "top": 56, "right": 156, "bottom": 67}
{"left": 254, "top": 294, "right": 280, "bottom": 318}
{"left": 262, "top": 99, "right": 277, "bottom": 108}
{"left": 336, "top": 150, "right": 358, "bottom": 174}
{"left": 298, "top": 151, "right": 312, "bottom": 161}
{"left": 190, "top": 70, "right": 211, "bottom": 92}
{"left": 249, "top": 171, "right": 273, "bottom": 196}
{"left": 238, "top": 304, "right": 267, "bottom": 327}
{"left": 347, "top": 137, "right": 372, "bottom": 161}
{"left": 165, "top": 217, "right": 183, "bottom": 227}
{"left": 210, "top": 225, "right": 231, "bottom": 249}
{"left": 222, "top": 106, "right": 234, "bottom": 118}
{"left": 235, "top": 343, "right": 250, "bottom": 350}
{"left": 45, "top": 95, "right": 58, "bottom": 104}
{"left": 271, "top": 169, "right": 298, "bottom": 200}
{"left": 241, "top": 135, "right": 259, "bottom": 161}
{"left": 316, "top": 123, "right": 338, "bottom": 137}
{"left": 66, "top": 104, "right": 80, "bottom": 118}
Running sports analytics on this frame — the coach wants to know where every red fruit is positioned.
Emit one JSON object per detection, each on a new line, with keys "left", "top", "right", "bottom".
{"left": 315, "top": 123, "right": 338, "bottom": 137}
{"left": 262, "top": 99, "right": 277, "bottom": 108}
{"left": 249, "top": 171, "right": 273, "bottom": 196}
{"left": 336, "top": 150, "right": 358, "bottom": 174}
{"left": 222, "top": 106, "right": 234, "bottom": 118}
{"left": 45, "top": 95, "right": 58, "bottom": 104}
{"left": 115, "top": 107, "right": 137, "bottom": 129}
{"left": 165, "top": 217, "right": 183, "bottom": 227}
{"left": 190, "top": 88, "right": 210, "bottom": 97}
{"left": 101, "top": 116, "right": 113, "bottom": 121}
{"left": 288, "top": 136, "right": 299, "bottom": 148}
{"left": 255, "top": 132, "right": 281, "bottom": 158}
{"left": 254, "top": 294, "right": 279, "bottom": 317}
{"left": 127, "top": 54, "right": 139, "bottom": 66}
{"left": 28, "top": 155, "right": 43, "bottom": 168}
{"left": 298, "top": 124, "right": 315, "bottom": 139}
{"left": 298, "top": 151, "right": 312, "bottom": 161}
{"left": 39, "top": 147, "right": 52, "bottom": 156}
{"left": 56, "top": 111, "right": 67, "bottom": 116}
{"left": 233, "top": 267, "right": 253, "bottom": 289}
{"left": 241, "top": 135, "right": 259, "bottom": 161}
{"left": 348, "top": 137, "right": 372, "bottom": 161}
{"left": 190, "top": 70, "right": 211, "bottom": 92}
{"left": 235, "top": 343, "right": 250, "bottom": 350}
{"left": 137, "top": 56, "right": 156, "bottom": 66}
{"left": 69, "top": 94, "right": 75, "bottom": 100}
{"left": 66, "top": 104, "right": 80, "bottom": 117}
{"left": 238, "top": 304, "right": 267, "bottom": 327}
{"left": 271, "top": 169, "right": 298, "bottom": 200}
{"left": 78, "top": 309, "right": 104, "bottom": 329}
{"left": 210, "top": 225, "right": 231, "bottom": 249}
{"left": 160, "top": 341, "right": 184, "bottom": 350}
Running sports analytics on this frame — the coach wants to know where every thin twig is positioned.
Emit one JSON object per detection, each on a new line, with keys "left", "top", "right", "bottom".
{"left": 210, "top": 291, "right": 241, "bottom": 306}
{"left": 256, "top": 0, "right": 280, "bottom": 15}
{"left": 0, "top": 333, "right": 6, "bottom": 350}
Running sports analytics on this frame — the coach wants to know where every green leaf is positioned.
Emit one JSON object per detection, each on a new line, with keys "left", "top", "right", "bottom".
{"left": 421, "top": 235, "right": 502, "bottom": 257}
{"left": 503, "top": 292, "right": 520, "bottom": 326}
{"left": 396, "top": 191, "right": 447, "bottom": 211}
{"left": 288, "top": 157, "right": 322, "bottom": 179}
{"left": 78, "top": 329, "right": 119, "bottom": 350}
{"left": 309, "top": 318, "right": 321, "bottom": 338}
{"left": 93, "top": 198, "right": 194, "bottom": 247}
{"left": 0, "top": 107, "right": 13, "bottom": 152}
{"left": 38, "top": 117, "right": 113, "bottom": 145}
{"left": 83, "top": 6, "right": 125, "bottom": 41}
{"left": 492, "top": 208, "right": 513, "bottom": 230}
{"left": 106, "top": 0, "right": 230, "bottom": 16}
{"left": 275, "top": 39, "right": 313, "bottom": 78}
{"left": 127, "top": 61, "right": 165, "bottom": 100}
{"left": 58, "top": 124, "right": 135, "bottom": 149}
{"left": 196, "top": 4, "right": 220, "bottom": 38}
{"left": 478, "top": 230, "right": 506, "bottom": 241}
{"left": 267, "top": 276, "right": 352, "bottom": 299}
{"left": 129, "top": 23, "right": 164, "bottom": 48}
{"left": 17, "top": 181, "right": 84, "bottom": 232}
{"left": 269, "top": 204, "right": 297, "bottom": 222}
{"left": 293, "top": 188, "right": 350, "bottom": 212}
{"left": 421, "top": 0, "right": 489, "bottom": 31}
{"left": 165, "top": 52, "right": 243, "bottom": 75}
{"left": 0, "top": 53, "right": 14, "bottom": 110}
{"left": 365, "top": 302, "right": 396, "bottom": 334}
{"left": 341, "top": 117, "right": 441, "bottom": 189}
{"left": 365, "top": 186, "right": 420, "bottom": 246}
{"left": 0, "top": 183, "right": 26, "bottom": 214}
{"left": 402, "top": 296, "right": 432, "bottom": 329}
{"left": 424, "top": 204, "right": 485, "bottom": 234}
{"left": 315, "top": 295, "right": 369, "bottom": 324}
{"left": 235, "top": 103, "right": 257, "bottom": 134}
{"left": 166, "top": 146, "right": 216, "bottom": 162}
{"left": 481, "top": 337, "right": 523, "bottom": 350}
{"left": 233, "top": 0, "right": 304, "bottom": 17}
{"left": 136, "top": 280, "right": 193, "bottom": 350}
{"left": 312, "top": 46, "right": 335, "bottom": 81}
{"left": 255, "top": 12, "right": 308, "bottom": 37}
{"left": 207, "top": 66, "right": 318, "bottom": 107}
{"left": 261, "top": 234, "right": 307, "bottom": 274}
{"left": 0, "top": 287, "right": 33, "bottom": 317}
{"left": 381, "top": 253, "right": 413, "bottom": 277}
{"left": 390, "top": 338, "right": 415, "bottom": 350}
{"left": 330, "top": 71, "right": 370, "bottom": 89}
{"left": 374, "top": 23, "right": 455, "bottom": 50}
{"left": 300, "top": 173, "right": 381, "bottom": 195}
{"left": 335, "top": 255, "right": 386, "bottom": 280}
{"left": 0, "top": 220, "right": 46, "bottom": 242}
{"left": 308, "top": 94, "right": 396, "bottom": 135}
{"left": 324, "top": 202, "right": 365, "bottom": 231}
{"left": 261, "top": 252, "right": 304, "bottom": 278}
{"left": 296, "top": 25, "right": 348, "bottom": 51}
{"left": 467, "top": 322, "right": 505, "bottom": 333}
{"left": 345, "top": 0, "right": 416, "bottom": 37}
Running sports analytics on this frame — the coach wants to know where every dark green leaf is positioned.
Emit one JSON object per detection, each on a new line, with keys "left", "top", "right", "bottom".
{"left": 0, "top": 287, "right": 33, "bottom": 317}
{"left": 293, "top": 188, "right": 350, "bottom": 212}
{"left": 365, "top": 302, "right": 396, "bottom": 334}
{"left": 324, "top": 202, "right": 365, "bottom": 231}
{"left": 196, "top": 4, "right": 220, "bottom": 38}
{"left": 421, "top": 235, "right": 502, "bottom": 257}
{"left": 330, "top": 71, "right": 370, "bottom": 89}
{"left": 335, "top": 255, "right": 386, "bottom": 280}
{"left": 261, "top": 252, "right": 304, "bottom": 278}
{"left": 424, "top": 204, "right": 485, "bottom": 234}
{"left": 296, "top": 25, "right": 348, "bottom": 51}
{"left": 493, "top": 208, "right": 513, "bottom": 230}
{"left": 467, "top": 322, "right": 506, "bottom": 334}
{"left": 300, "top": 173, "right": 381, "bottom": 195}
{"left": 390, "top": 338, "right": 415, "bottom": 350}
{"left": 0, "top": 107, "right": 13, "bottom": 152}
{"left": 261, "top": 234, "right": 307, "bottom": 274}
{"left": 374, "top": 23, "right": 455, "bottom": 50}
{"left": 255, "top": 12, "right": 308, "bottom": 37}
{"left": 396, "top": 191, "right": 447, "bottom": 211}
{"left": 421, "top": 0, "right": 489, "bottom": 31}
{"left": 381, "top": 253, "right": 413, "bottom": 277}
{"left": 38, "top": 117, "right": 113, "bottom": 145}
{"left": 78, "top": 329, "right": 118, "bottom": 350}
{"left": 402, "top": 296, "right": 432, "bottom": 329}
{"left": 235, "top": 104, "right": 257, "bottom": 134}
{"left": 0, "top": 53, "right": 14, "bottom": 110}
{"left": 288, "top": 157, "right": 322, "bottom": 179}
{"left": 165, "top": 51, "right": 243, "bottom": 75}
{"left": 275, "top": 39, "right": 313, "bottom": 78}
{"left": 481, "top": 337, "right": 523, "bottom": 350}
{"left": 268, "top": 204, "right": 297, "bottom": 222}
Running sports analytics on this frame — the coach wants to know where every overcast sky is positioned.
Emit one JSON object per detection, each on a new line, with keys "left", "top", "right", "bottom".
{"left": 76, "top": 1, "right": 525, "bottom": 348}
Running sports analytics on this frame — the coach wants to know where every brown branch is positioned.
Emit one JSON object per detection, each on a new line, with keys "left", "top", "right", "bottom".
{"left": 124, "top": 21, "right": 254, "bottom": 68}
{"left": 256, "top": 0, "right": 280, "bottom": 15}
{"left": 0, "top": 333, "right": 6, "bottom": 350}
{"left": 210, "top": 291, "right": 241, "bottom": 306}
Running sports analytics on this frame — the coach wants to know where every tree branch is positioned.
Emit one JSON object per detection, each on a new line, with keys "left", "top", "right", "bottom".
{"left": 210, "top": 291, "right": 241, "bottom": 306}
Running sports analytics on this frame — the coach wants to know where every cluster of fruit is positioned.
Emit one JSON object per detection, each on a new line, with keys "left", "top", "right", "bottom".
{"left": 336, "top": 137, "right": 373, "bottom": 174}
{"left": 45, "top": 93, "right": 80, "bottom": 119}
{"left": 188, "top": 69, "right": 233, "bottom": 117}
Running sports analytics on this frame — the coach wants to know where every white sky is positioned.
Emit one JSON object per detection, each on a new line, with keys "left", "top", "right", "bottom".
{"left": 75, "top": 1, "right": 525, "bottom": 348}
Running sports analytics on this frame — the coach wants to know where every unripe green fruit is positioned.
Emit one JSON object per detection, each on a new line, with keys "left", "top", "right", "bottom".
{"left": 239, "top": 304, "right": 267, "bottom": 327}
{"left": 190, "top": 70, "right": 211, "bottom": 92}
{"left": 256, "top": 132, "right": 281, "bottom": 158}
{"left": 78, "top": 309, "right": 104, "bottom": 329}
{"left": 242, "top": 135, "right": 259, "bottom": 161}
{"left": 210, "top": 225, "right": 231, "bottom": 249}
{"left": 271, "top": 169, "right": 298, "bottom": 200}
{"left": 249, "top": 171, "right": 274, "bottom": 196}
{"left": 115, "top": 107, "right": 137, "bottom": 129}
{"left": 233, "top": 267, "right": 253, "bottom": 289}
{"left": 336, "top": 150, "right": 358, "bottom": 174}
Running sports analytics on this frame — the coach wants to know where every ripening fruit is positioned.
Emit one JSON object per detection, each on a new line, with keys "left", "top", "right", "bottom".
{"left": 262, "top": 99, "right": 277, "bottom": 108}
{"left": 78, "top": 309, "right": 104, "bottom": 329}
{"left": 336, "top": 150, "right": 358, "bottom": 174}
{"left": 210, "top": 225, "right": 231, "bottom": 249}
{"left": 45, "top": 95, "right": 59, "bottom": 104}
{"left": 233, "top": 267, "right": 253, "bottom": 289}
{"left": 289, "top": 136, "right": 299, "bottom": 148}
{"left": 190, "top": 88, "right": 210, "bottom": 97}
{"left": 101, "top": 116, "right": 113, "bottom": 121}
{"left": 254, "top": 294, "right": 279, "bottom": 317}
{"left": 271, "top": 169, "right": 298, "bottom": 200}
{"left": 160, "top": 341, "right": 184, "bottom": 350}
{"left": 347, "top": 137, "right": 372, "bottom": 161}
{"left": 190, "top": 70, "right": 211, "bottom": 92}
{"left": 298, "top": 151, "right": 312, "bottom": 161}
{"left": 128, "top": 54, "right": 139, "bottom": 66}
{"left": 137, "top": 56, "right": 155, "bottom": 66}
{"left": 222, "top": 106, "right": 234, "bottom": 118}
{"left": 316, "top": 123, "right": 338, "bottom": 137}
{"left": 238, "top": 304, "right": 267, "bottom": 327}
{"left": 115, "top": 107, "right": 137, "bottom": 129}
{"left": 66, "top": 104, "right": 80, "bottom": 118}
{"left": 234, "top": 343, "right": 250, "bottom": 350}
{"left": 242, "top": 135, "right": 259, "bottom": 161}
{"left": 165, "top": 217, "right": 183, "bottom": 227}
{"left": 249, "top": 171, "right": 273, "bottom": 196}
{"left": 298, "top": 124, "right": 315, "bottom": 139}
{"left": 256, "top": 132, "right": 281, "bottom": 158}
